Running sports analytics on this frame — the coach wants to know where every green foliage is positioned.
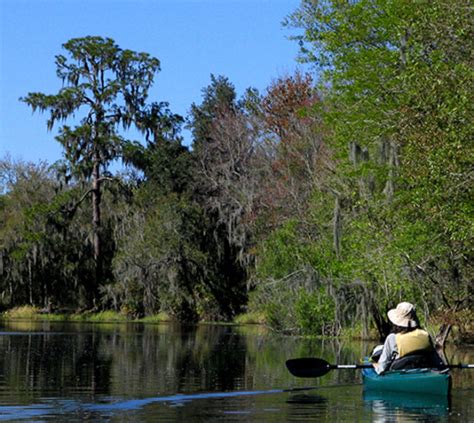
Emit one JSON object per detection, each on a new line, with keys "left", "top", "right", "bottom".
{"left": 245, "top": 0, "right": 473, "bottom": 336}
{"left": 124, "top": 101, "right": 189, "bottom": 194}
{"left": 3, "top": 306, "right": 41, "bottom": 320}
{"left": 22, "top": 36, "right": 160, "bottom": 174}
{"left": 256, "top": 220, "right": 304, "bottom": 280}
{"left": 0, "top": 155, "right": 128, "bottom": 310}
{"left": 295, "top": 288, "right": 335, "bottom": 335}
{"left": 138, "top": 312, "right": 171, "bottom": 323}
{"left": 188, "top": 74, "right": 237, "bottom": 147}
{"left": 80, "top": 311, "right": 129, "bottom": 323}
{"left": 20, "top": 36, "right": 161, "bottom": 307}
{"left": 110, "top": 192, "right": 206, "bottom": 320}
{"left": 186, "top": 75, "right": 253, "bottom": 320}
{"left": 233, "top": 312, "right": 266, "bottom": 325}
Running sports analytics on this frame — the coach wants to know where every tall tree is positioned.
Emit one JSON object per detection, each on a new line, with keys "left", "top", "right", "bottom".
{"left": 188, "top": 74, "right": 237, "bottom": 149}
{"left": 188, "top": 75, "right": 255, "bottom": 319}
{"left": 22, "top": 36, "right": 160, "bottom": 307}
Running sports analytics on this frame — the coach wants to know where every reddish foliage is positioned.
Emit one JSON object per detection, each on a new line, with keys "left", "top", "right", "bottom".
{"left": 257, "top": 72, "right": 332, "bottom": 225}
{"left": 262, "top": 71, "right": 318, "bottom": 139}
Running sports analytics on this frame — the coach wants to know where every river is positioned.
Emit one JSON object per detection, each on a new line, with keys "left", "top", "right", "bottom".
{"left": 0, "top": 321, "right": 472, "bottom": 421}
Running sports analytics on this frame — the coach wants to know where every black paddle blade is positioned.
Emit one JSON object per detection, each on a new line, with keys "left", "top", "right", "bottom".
{"left": 286, "top": 357, "right": 332, "bottom": 378}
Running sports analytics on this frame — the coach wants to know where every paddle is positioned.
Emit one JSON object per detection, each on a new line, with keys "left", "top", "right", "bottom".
{"left": 286, "top": 358, "right": 372, "bottom": 378}
{"left": 286, "top": 357, "right": 474, "bottom": 378}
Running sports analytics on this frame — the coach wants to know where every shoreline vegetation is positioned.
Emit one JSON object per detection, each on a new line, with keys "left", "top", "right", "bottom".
{"left": 0, "top": 306, "right": 266, "bottom": 326}
{"left": 1, "top": 306, "right": 471, "bottom": 344}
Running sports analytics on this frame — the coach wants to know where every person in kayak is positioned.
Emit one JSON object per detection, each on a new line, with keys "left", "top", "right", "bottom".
{"left": 373, "top": 302, "right": 444, "bottom": 374}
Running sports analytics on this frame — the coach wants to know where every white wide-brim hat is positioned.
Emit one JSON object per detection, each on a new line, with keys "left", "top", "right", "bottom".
{"left": 387, "top": 302, "right": 418, "bottom": 328}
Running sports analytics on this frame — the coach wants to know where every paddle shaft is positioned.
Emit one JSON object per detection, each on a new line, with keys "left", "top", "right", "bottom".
{"left": 332, "top": 364, "right": 372, "bottom": 369}
{"left": 286, "top": 357, "right": 474, "bottom": 378}
{"left": 447, "top": 364, "right": 474, "bottom": 369}
{"left": 332, "top": 363, "right": 473, "bottom": 370}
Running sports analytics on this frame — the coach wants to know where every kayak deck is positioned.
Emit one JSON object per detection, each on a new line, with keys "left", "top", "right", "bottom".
{"left": 362, "top": 364, "right": 451, "bottom": 396}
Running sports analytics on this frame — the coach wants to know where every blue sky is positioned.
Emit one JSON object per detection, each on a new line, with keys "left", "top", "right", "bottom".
{"left": 0, "top": 0, "right": 307, "bottom": 165}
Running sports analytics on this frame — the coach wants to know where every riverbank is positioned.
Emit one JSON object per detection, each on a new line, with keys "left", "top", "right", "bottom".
{"left": 1, "top": 306, "right": 267, "bottom": 325}
{"left": 2, "top": 305, "right": 471, "bottom": 344}
{"left": 1, "top": 306, "right": 170, "bottom": 324}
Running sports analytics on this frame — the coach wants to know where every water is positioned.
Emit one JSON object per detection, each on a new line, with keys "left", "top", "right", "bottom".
{"left": 0, "top": 321, "right": 472, "bottom": 421}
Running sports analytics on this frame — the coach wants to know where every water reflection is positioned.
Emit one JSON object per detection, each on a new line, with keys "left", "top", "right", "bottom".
{"left": 0, "top": 320, "right": 471, "bottom": 422}
{"left": 0, "top": 326, "right": 112, "bottom": 400}
{"left": 286, "top": 393, "right": 328, "bottom": 405}
{"left": 364, "top": 391, "right": 450, "bottom": 421}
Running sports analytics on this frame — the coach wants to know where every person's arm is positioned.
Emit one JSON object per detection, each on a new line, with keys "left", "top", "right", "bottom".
{"left": 374, "top": 334, "right": 397, "bottom": 374}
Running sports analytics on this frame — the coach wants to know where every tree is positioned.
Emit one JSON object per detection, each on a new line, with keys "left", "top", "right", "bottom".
{"left": 259, "top": 72, "right": 329, "bottom": 223}
{"left": 123, "top": 101, "right": 190, "bottom": 195}
{"left": 283, "top": 0, "right": 473, "bottom": 336}
{"left": 108, "top": 102, "right": 202, "bottom": 320}
{"left": 188, "top": 74, "right": 237, "bottom": 149}
{"left": 188, "top": 75, "right": 260, "bottom": 319}
{"left": 110, "top": 193, "right": 206, "bottom": 321}
{"left": 0, "top": 157, "right": 56, "bottom": 307}
{"left": 22, "top": 36, "right": 160, "bottom": 307}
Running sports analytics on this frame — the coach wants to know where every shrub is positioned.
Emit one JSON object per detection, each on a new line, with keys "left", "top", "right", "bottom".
{"left": 295, "top": 288, "right": 336, "bottom": 335}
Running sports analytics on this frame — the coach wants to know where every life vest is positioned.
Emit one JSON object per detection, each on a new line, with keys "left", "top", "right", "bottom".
{"left": 395, "top": 328, "right": 431, "bottom": 357}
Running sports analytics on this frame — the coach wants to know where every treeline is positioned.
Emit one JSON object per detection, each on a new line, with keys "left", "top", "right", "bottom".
{"left": 1, "top": 1, "right": 472, "bottom": 338}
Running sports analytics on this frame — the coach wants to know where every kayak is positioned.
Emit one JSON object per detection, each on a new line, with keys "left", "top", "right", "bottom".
{"left": 361, "top": 361, "right": 451, "bottom": 396}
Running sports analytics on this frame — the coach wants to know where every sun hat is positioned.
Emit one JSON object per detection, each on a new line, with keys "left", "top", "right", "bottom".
{"left": 387, "top": 302, "right": 418, "bottom": 328}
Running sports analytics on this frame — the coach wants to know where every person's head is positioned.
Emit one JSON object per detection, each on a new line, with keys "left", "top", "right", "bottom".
{"left": 387, "top": 302, "right": 420, "bottom": 333}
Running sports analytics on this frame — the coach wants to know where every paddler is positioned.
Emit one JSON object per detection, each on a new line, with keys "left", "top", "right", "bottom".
{"left": 373, "top": 301, "right": 443, "bottom": 374}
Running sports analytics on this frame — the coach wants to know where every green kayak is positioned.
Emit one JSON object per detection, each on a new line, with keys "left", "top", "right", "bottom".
{"left": 362, "top": 363, "right": 451, "bottom": 396}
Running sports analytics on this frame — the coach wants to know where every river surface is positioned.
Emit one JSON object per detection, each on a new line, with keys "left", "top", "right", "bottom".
{"left": 0, "top": 321, "right": 472, "bottom": 422}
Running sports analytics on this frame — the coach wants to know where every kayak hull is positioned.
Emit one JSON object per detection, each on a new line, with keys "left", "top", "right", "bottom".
{"left": 362, "top": 366, "right": 451, "bottom": 396}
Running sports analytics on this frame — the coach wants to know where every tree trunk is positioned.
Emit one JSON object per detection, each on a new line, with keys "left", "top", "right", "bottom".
{"left": 383, "top": 140, "right": 398, "bottom": 202}
{"left": 91, "top": 154, "right": 101, "bottom": 308}
{"left": 370, "top": 302, "right": 391, "bottom": 342}
{"left": 434, "top": 324, "right": 451, "bottom": 365}
{"left": 333, "top": 195, "right": 342, "bottom": 259}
